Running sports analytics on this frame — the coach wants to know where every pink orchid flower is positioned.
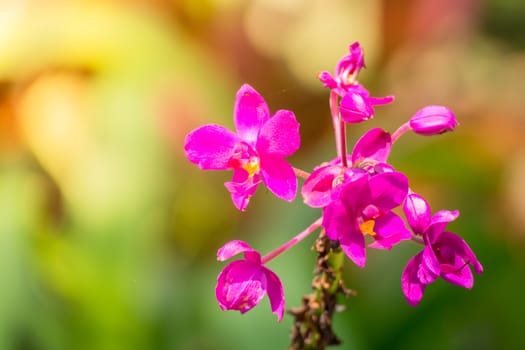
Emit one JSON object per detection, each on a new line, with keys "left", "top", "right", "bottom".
{"left": 322, "top": 169, "right": 411, "bottom": 268}
{"left": 216, "top": 240, "right": 285, "bottom": 321}
{"left": 339, "top": 85, "right": 394, "bottom": 124}
{"left": 401, "top": 193, "right": 483, "bottom": 306}
{"left": 317, "top": 42, "right": 394, "bottom": 123}
{"left": 184, "top": 84, "right": 300, "bottom": 211}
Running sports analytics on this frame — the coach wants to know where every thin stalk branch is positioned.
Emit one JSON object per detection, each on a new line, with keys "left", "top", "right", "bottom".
{"left": 262, "top": 218, "right": 323, "bottom": 264}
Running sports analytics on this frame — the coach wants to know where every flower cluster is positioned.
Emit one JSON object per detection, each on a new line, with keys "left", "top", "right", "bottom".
{"left": 184, "top": 41, "right": 482, "bottom": 323}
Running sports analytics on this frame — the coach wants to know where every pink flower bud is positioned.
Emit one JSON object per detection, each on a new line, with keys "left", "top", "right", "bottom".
{"left": 409, "top": 106, "right": 458, "bottom": 135}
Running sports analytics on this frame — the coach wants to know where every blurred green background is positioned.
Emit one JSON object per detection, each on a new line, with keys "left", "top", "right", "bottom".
{"left": 1, "top": 0, "right": 524, "bottom": 349}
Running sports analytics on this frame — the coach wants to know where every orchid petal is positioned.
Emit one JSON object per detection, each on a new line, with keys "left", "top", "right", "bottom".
{"left": 234, "top": 84, "right": 270, "bottom": 145}
{"left": 367, "top": 95, "right": 395, "bottom": 106}
{"left": 225, "top": 169, "right": 260, "bottom": 211}
{"left": 340, "top": 222, "right": 366, "bottom": 268}
{"left": 217, "top": 240, "right": 258, "bottom": 261}
{"left": 335, "top": 41, "right": 365, "bottom": 76}
{"left": 368, "top": 172, "right": 408, "bottom": 210}
{"left": 216, "top": 260, "right": 267, "bottom": 314}
{"left": 340, "top": 91, "right": 374, "bottom": 123}
{"left": 260, "top": 156, "right": 297, "bottom": 202}
{"left": 420, "top": 246, "right": 440, "bottom": 283}
{"left": 322, "top": 199, "right": 349, "bottom": 241}
{"left": 401, "top": 252, "right": 427, "bottom": 306}
{"left": 302, "top": 164, "right": 343, "bottom": 208}
{"left": 264, "top": 268, "right": 286, "bottom": 322}
{"left": 184, "top": 124, "right": 239, "bottom": 169}
{"left": 403, "top": 193, "right": 431, "bottom": 235}
{"left": 351, "top": 128, "right": 392, "bottom": 164}
{"left": 339, "top": 170, "right": 369, "bottom": 210}
{"left": 369, "top": 212, "right": 411, "bottom": 249}
{"left": 318, "top": 71, "right": 338, "bottom": 89}
{"left": 440, "top": 256, "right": 474, "bottom": 288}
{"left": 427, "top": 210, "right": 459, "bottom": 240}
{"left": 439, "top": 232, "right": 484, "bottom": 274}
{"left": 257, "top": 110, "right": 300, "bottom": 157}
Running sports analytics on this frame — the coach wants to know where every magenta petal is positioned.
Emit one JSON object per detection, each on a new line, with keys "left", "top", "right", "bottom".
{"left": 335, "top": 42, "right": 365, "bottom": 76}
{"left": 322, "top": 199, "right": 349, "bottom": 240}
{"left": 439, "top": 232, "right": 483, "bottom": 274}
{"left": 369, "top": 212, "right": 411, "bottom": 250}
{"left": 340, "top": 91, "right": 374, "bottom": 123}
{"left": 440, "top": 259, "right": 474, "bottom": 288}
{"left": 225, "top": 169, "right": 260, "bottom": 211}
{"left": 368, "top": 172, "right": 408, "bottom": 210}
{"left": 351, "top": 128, "right": 392, "bottom": 164}
{"left": 367, "top": 95, "right": 395, "bottom": 106}
{"left": 401, "top": 252, "right": 427, "bottom": 306}
{"left": 216, "top": 260, "right": 267, "bottom": 314}
{"left": 318, "top": 71, "right": 338, "bottom": 89}
{"left": 427, "top": 210, "right": 459, "bottom": 239}
{"left": 217, "top": 240, "right": 258, "bottom": 262}
{"left": 302, "top": 164, "right": 343, "bottom": 208}
{"left": 184, "top": 124, "right": 239, "bottom": 170}
{"left": 339, "top": 171, "right": 370, "bottom": 210}
{"left": 403, "top": 193, "right": 431, "bottom": 235}
{"left": 260, "top": 156, "right": 297, "bottom": 202}
{"left": 419, "top": 246, "right": 440, "bottom": 283}
{"left": 264, "top": 268, "right": 285, "bottom": 322}
{"left": 340, "top": 222, "right": 366, "bottom": 268}
{"left": 427, "top": 228, "right": 482, "bottom": 285}
{"left": 234, "top": 84, "right": 270, "bottom": 145}
{"left": 257, "top": 110, "right": 300, "bottom": 157}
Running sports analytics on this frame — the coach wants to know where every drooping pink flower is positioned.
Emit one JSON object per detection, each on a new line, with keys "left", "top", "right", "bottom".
{"left": 302, "top": 128, "right": 393, "bottom": 208}
{"left": 401, "top": 193, "right": 483, "bottom": 306}
{"left": 216, "top": 240, "right": 285, "bottom": 321}
{"left": 409, "top": 105, "right": 459, "bottom": 135}
{"left": 322, "top": 170, "right": 411, "bottom": 267}
{"left": 184, "top": 84, "right": 300, "bottom": 211}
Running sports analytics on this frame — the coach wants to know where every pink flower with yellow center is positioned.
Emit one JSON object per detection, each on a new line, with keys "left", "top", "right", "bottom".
{"left": 184, "top": 84, "right": 300, "bottom": 211}
{"left": 322, "top": 169, "right": 411, "bottom": 268}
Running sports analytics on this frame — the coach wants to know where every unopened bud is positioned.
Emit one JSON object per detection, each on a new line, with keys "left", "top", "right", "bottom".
{"left": 409, "top": 105, "right": 458, "bottom": 135}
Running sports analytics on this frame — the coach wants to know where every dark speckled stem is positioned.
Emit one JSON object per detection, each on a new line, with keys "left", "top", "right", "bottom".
{"left": 288, "top": 231, "right": 355, "bottom": 350}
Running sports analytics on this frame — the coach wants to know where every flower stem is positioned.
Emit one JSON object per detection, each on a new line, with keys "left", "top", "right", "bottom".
{"left": 329, "top": 91, "right": 348, "bottom": 168}
{"left": 410, "top": 234, "right": 424, "bottom": 245}
{"left": 338, "top": 116, "right": 348, "bottom": 168}
{"left": 289, "top": 231, "right": 355, "bottom": 349}
{"left": 392, "top": 122, "right": 411, "bottom": 144}
{"left": 330, "top": 91, "right": 341, "bottom": 159}
{"left": 262, "top": 217, "right": 323, "bottom": 264}
{"left": 294, "top": 167, "right": 312, "bottom": 180}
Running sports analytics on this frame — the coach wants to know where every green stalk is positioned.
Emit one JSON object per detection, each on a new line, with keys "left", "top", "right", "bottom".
{"left": 288, "top": 231, "right": 355, "bottom": 350}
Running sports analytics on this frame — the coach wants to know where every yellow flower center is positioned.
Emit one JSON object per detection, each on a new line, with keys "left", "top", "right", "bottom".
{"left": 242, "top": 157, "right": 260, "bottom": 177}
{"left": 360, "top": 219, "right": 377, "bottom": 237}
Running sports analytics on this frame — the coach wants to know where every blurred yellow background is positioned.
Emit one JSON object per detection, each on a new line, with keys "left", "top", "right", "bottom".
{"left": 1, "top": 0, "right": 524, "bottom": 349}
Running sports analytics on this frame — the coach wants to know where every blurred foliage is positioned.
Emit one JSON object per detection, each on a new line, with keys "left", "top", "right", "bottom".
{"left": 0, "top": 0, "right": 524, "bottom": 349}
